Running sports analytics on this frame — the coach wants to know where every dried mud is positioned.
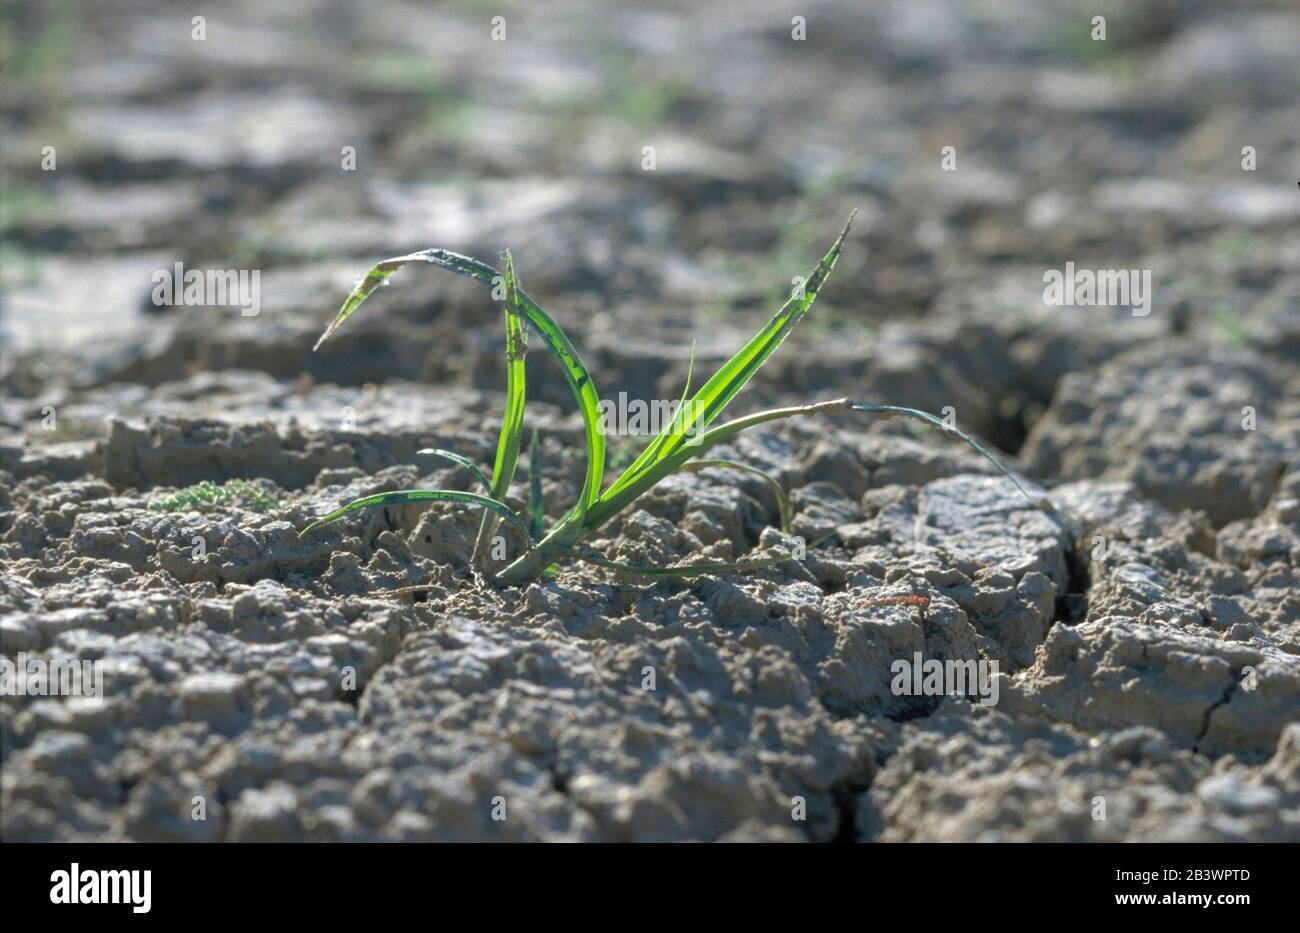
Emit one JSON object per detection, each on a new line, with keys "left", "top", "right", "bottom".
{"left": 2, "top": 0, "right": 1299, "bottom": 841}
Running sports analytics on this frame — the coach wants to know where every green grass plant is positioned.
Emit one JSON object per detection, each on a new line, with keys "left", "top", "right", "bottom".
{"left": 301, "top": 215, "right": 1039, "bottom": 583}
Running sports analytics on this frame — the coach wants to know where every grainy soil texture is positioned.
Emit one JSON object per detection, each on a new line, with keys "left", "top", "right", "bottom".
{"left": 2, "top": 0, "right": 1299, "bottom": 842}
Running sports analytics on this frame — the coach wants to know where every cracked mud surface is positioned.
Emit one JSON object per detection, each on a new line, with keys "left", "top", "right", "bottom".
{"left": 3, "top": 0, "right": 1299, "bottom": 841}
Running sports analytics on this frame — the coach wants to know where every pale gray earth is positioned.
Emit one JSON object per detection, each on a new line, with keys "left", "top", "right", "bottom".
{"left": 2, "top": 0, "right": 1299, "bottom": 841}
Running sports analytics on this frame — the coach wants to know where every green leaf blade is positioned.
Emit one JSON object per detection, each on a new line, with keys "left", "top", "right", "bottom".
{"left": 473, "top": 251, "right": 529, "bottom": 563}
{"left": 582, "top": 397, "right": 1043, "bottom": 533}
{"left": 313, "top": 247, "right": 605, "bottom": 540}
{"left": 489, "top": 250, "right": 528, "bottom": 502}
{"left": 417, "top": 448, "right": 493, "bottom": 493}
{"left": 600, "top": 212, "right": 854, "bottom": 504}
{"left": 299, "top": 488, "right": 531, "bottom": 542}
{"left": 527, "top": 428, "right": 545, "bottom": 541}
{"left": 568, "top": 545, "right": 795, "bottom": 577}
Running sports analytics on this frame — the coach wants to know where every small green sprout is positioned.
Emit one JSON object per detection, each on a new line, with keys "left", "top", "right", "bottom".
{"left": 302, "top": 214, "right": 1041, "bottom": 583}
{"left": 150, "top": 479, "right": 280, "bottom": 513}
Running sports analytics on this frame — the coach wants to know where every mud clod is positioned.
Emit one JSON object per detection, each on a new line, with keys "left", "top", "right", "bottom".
{"left": 5, "top": 0, "right": 1300, "bottom": 842}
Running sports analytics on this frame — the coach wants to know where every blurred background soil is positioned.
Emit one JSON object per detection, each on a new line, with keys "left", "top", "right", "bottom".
{"left": 2, "top": 0, "right": 1299, "bottom": 842}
